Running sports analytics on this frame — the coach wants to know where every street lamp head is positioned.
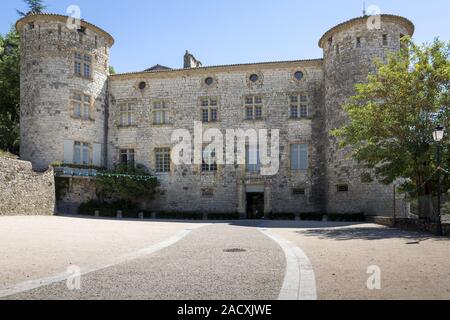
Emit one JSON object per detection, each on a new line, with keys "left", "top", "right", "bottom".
{"left": 433, "top": 125, "right": 445, "bottom": 142}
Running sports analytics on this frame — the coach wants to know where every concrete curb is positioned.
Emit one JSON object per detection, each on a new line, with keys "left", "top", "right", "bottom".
{"left": 258, "top": 228, "right": 317, "bottom": 300}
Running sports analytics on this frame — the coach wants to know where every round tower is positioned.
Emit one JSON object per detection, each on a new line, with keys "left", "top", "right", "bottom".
{"left": 320, "top": 14, "right": 414, "bottom": 214}
{"left": 16, "top": 14, "right": 114, "bottom": 170}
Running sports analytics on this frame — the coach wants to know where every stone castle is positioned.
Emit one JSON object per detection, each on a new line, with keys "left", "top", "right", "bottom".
{"left": 15, "top": 13, "right": 415, "bottom": 218}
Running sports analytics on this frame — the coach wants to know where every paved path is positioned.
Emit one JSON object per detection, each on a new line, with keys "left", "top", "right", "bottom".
{"left": 6, "top": 223, "right": 287, "bottom": 300}
{"left": 2, "top": 217, "right": 449, "bottom": 300}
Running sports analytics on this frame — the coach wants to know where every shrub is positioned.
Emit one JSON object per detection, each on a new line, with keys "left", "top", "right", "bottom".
{"left": 207, "top": 213, "right": 240, "bottom": 220}
{"left": 300, "top": 212, "right": 324, "bottom": 221}
{"left": 328, "top": 213, "right": 366, "bottom": 222}
{"left": 272, "top": 213, "right": 296, "bottom": 220}
{"left": 78, "top": 200, "right": 139, "bottom": 218}
{"left": 155, "top": 212, "right": 203, "bottom": 220}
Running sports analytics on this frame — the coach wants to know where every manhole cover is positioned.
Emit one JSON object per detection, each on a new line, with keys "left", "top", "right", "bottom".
{"left": 223, "top": 248, "right": 246, "bottom": 253}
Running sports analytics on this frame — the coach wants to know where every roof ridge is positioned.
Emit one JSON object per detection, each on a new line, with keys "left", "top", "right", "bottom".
{"left": 113, "top": 58, "right": 324, "bottom": 77}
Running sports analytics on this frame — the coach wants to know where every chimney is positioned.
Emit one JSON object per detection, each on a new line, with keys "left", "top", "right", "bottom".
{"left": 184, "top": 50, "right": 202, "bottom": 69}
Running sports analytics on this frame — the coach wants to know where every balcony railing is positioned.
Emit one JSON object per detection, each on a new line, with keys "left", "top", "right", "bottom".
{"left": 53, "top": 166, "right": 98, "bottom": 178}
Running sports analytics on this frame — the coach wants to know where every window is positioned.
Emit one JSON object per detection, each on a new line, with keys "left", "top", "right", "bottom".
{"left": 337, "top": 184, "right": 349, "bottom": 192}
{"left": 292, "top": 188, "right": 306, "bottom": 195}
{"left": 290, "top": 144, "right": 308, "bottom": 171}
{"left": 246, "top": 145, "right": 261, "bottom": 172}
{"left": 245, "top": 96, "right": 263, "bottom": 120}
{"left": 153, "top": 101, "right": 170, "bottom": 125}
{"left": 120, "top": 149, "right": 135, "bottom": 166}
{"left": 200, "top": 98, "right": 218, "bottom": 123}
{"left": 73, "top": 142, "right": 90, "bottom": 165}
{"left": 205, "top": 77, "right": 214, "bottom": 86}
{"left": 74, "top": 52, "right": 92, "bottom": 78}
{"left": 71, "top": 93, "right": 91, "bottom": 120}
{"left": 336, "top": 44, "right": 340, "bottom": 55}
{"left": 382, "top": 34, "right": 388, "bottom": 46}
{"left": 249, "top": 74, "right": 259, "bottom": 82}
{"left": 356, "top": 37, "right": 361, "bottom": 48}
{"left": 155, "top": 148, "right": 171, "bottom": 173}
{"left": 290, "top": 95, "right": 309, "bottom": 119}
{"left": 202, "top": 188, "right": 214, "bottom": 197}
{"left": 202, "top": 147, "right": 218, "bottom": 172}
{"left": 294, "top": 71, "right": 304, "bottom": 81}
{"left": 119, "top": 103, "right": 134, "bottom": 126}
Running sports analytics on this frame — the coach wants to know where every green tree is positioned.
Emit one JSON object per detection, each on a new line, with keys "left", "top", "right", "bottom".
{"left": 333, "top": 38, "right": 450, "bottom": 218}
{"left": 0, "top": 28, "right": 20, "bottom": 154}
{"left": 109, "top": 65, "right": 116, "bottom": 75}
{"left": 17, "top": 0, "right": 47, "bottom": 16}
{"left": 95, "top": 163, "right": 159, "bottom": 204}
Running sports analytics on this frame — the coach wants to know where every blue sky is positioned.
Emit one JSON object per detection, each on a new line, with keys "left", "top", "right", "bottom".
{"left": 1, "top": 0, "right": 449, "bottom": 73}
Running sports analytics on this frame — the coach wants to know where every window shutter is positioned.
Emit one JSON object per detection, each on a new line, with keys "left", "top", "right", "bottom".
{"left": 93, "top": 143, "right": 102, "bottom": 167}
{"left": 300, "top": 144, "right": 308, "bottom": 170}
{"left": 290, "top": 144, "right": 299, "bottom": 170}
{"left": 63, "top": 140, "right": 74, "bottom": 164}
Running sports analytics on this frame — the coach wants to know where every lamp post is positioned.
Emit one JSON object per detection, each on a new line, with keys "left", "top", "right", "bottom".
{"left": 433, "top": 125, "right": 445, "bottom": 236}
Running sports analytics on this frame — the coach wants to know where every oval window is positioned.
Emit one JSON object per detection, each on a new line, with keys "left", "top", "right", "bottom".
{"left": 138, "top": 81, "right": 146, "bottom": 90}
{"left": 205, "top": 77, "right": 214, "bottom": 86}
{"left": 294, "top": 71, "right": 304, "bottom": 81}
{"left": 249, "top": 74, "right": 259, "bottom": 82}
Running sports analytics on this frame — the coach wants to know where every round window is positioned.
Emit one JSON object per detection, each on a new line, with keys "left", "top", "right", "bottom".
{"left": 205, "top": 77, "right": 214, "bottom": 86}
{"left": 138, "top": 81, "right": 146, "bottom": 90}
{"left": 294, "top": 71, "right": 304, "bottom": 81}
{"left": 249, "top": 74, "right": 259, "bottom": 82}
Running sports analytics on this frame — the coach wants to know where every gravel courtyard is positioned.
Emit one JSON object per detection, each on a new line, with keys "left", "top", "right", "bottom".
{"left": 0, "top": 216, "right": 449, "bottom": 300}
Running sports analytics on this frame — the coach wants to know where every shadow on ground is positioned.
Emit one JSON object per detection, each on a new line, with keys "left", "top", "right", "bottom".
{"left": 296, "top": 226, "right": 445, "bottom": 242}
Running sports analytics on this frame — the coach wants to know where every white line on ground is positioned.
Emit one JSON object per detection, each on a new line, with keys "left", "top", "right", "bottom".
{"left": 0, "top": 225, "right": 208, "bottom": 298}
{"left": 258, "top": 228, "right": 317, "bottom": 300}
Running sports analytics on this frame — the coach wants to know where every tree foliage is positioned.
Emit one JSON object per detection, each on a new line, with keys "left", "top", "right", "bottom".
{"left": 17, "top": 0, "right": 47, "bottom": 16}
{"left": 0, "top": 28, "right": 20, "bottom": 154}
{"left": 95, "top": 163, "right": 159, "bottom": 203}
{"left": 333, "top": 38, "right": 450, "bottom": 199}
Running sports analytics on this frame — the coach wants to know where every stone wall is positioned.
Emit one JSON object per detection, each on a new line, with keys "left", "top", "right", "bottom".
{"left": 0, "top": 157, "right": 55, "bottom": 215}
{"left": 109, "top": 60, "right": 326, "bottom": 215}
{"left": 322, "top": 16, "right": 414, "bottom": 215}
{"left": 17, "top": 14, "right": 112, "bottom": 171}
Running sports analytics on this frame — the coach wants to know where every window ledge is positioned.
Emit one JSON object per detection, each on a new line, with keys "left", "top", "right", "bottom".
{"left": 71, "top": 116, "right": 95, "bottom": 122}
{"left": 152, "top": 123, "right": 173, "bottom": 127}
{"left": 288, "top": 117, "right": 312, "bottom": 121}
{"left": 74, "top": 74, "right": 94, "bottom": 81}
{"left": 118, "top": 125, "right": 138, "bottom": 129}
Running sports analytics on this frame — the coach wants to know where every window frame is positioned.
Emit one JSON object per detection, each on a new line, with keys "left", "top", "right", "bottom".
{"left": 74, "top": 52, "right": 92, "bottom": 79}
{"left": 155, "top": 147, "right": 171, "bottom": 174}
{"left": 71, "top": 92, "right": 92, "bottom": 120}
{"left": 290, "top": 143, "right": 309, "bottom": 171}
{"left": 73, "top": 141, "right": 91, "bottom": 165}
{"left": 200, "top": 98, "right": 219, "bottom": 123}
{"left": 119, "top": 148, "right": 135, "bottom": 167}
{"left": 289, "top": 94, "right": 309, "bottom": 119}
{"left": 119, "top": 102, "right": 135, "bottom": 127}
{"left": 152, "top": 100, "right": 170, "bottom": 125}
{"left": 201, "top": 146, "right": 218, "bottom": 173}
{"left": 244, "top": 96, "right": 263, "bottom": 121}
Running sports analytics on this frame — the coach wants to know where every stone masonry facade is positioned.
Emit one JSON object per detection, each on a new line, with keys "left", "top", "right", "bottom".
{"left": 0, "top": 157, "right": 55, "bottom": 215}
{"left": 15, "top": 13, "right": 415, "bottom": 217}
